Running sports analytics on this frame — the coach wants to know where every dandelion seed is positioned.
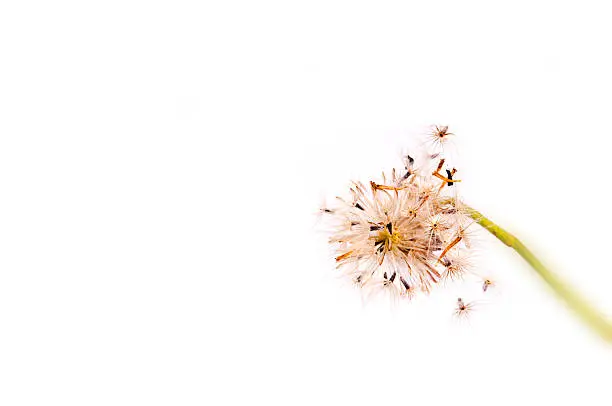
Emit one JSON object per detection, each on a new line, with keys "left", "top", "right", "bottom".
{"left": 482, "top": 278, "right": 495, "bottom": 292}
{"left": 432, "top": 159, "right": 461, "bottom": 187}
{"left": 434, "top": 125, "right": 453, "bottom": 138}
{"left": 440, "top": 251, "right": 473, "bottom": 281}
{"left": 428, "top": 125, "right": 454, "bottom": 152}
{"left": 401, "top": 154, "right": 415, "bottom": 181}
{"left": 454, "top": 297, "right": 475, "bottom": 320}
{"left": 445, "top": 168, "right": 457, "bottom": 187}
{"left": 454, "top": 222, "right": 477, "bottom": 249}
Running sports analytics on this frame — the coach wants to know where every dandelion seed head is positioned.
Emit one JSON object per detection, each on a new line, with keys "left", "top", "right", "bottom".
{"left": 323, "top": 135, "right": 475, "bottom": 301}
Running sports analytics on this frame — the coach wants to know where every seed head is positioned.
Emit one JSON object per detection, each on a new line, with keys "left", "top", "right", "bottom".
{"left": 322, "top": 141, "right": 474, "bottom": 300}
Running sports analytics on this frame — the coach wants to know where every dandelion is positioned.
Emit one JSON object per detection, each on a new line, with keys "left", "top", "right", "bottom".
{"left": 325, "top": 148, "right": 472, "bottom": 300}
{"left": 320, "top": 125, "right": 612, "bottom": 343}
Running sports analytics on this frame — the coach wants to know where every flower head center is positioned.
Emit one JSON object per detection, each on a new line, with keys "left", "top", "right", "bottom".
{"left": 376, "top": 223, "right": 402, "bottom": 251}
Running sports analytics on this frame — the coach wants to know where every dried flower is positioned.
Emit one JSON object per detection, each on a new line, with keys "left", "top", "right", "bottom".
{"left": 322, "top": 145, "right": 473, "bottom": 300}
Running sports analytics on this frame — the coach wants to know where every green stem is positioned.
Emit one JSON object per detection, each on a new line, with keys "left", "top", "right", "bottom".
{"left": 463, "top": 204, "right": 612, "bottom": 343}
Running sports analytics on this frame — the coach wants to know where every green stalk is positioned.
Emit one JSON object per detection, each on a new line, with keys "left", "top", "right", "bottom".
{"left": 462, "top": 204, "right": 612, "bottom": 342}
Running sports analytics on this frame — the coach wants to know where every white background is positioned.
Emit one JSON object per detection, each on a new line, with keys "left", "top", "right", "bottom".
{"left": 2, "top": 1, "right": 612, "bottom": 405}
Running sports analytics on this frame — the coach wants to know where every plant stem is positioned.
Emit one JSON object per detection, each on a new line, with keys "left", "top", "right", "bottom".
{"left": 463, "top": 204, "right": 612, "bottom": 343}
